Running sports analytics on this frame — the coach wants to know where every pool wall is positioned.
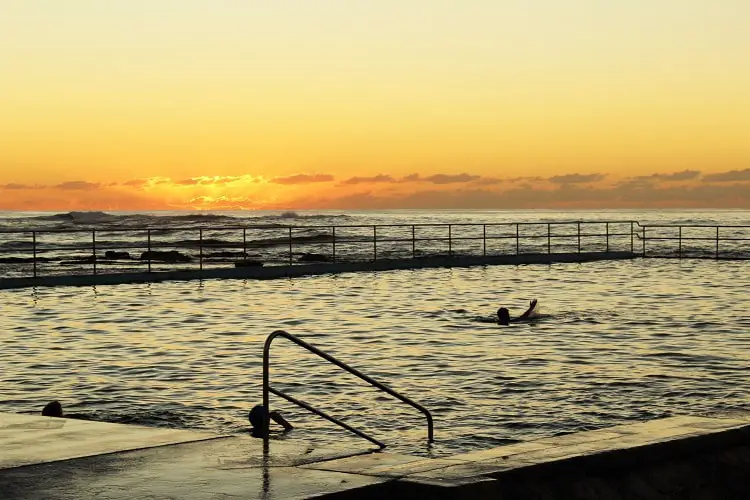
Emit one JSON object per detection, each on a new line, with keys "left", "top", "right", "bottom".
{"left": 0, "top": 250, "right": 635, "bottom": 289}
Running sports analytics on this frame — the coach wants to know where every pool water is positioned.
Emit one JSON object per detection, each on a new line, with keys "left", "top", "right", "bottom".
{"left": 1, "top": 259, "right": 748, "bottom": 456}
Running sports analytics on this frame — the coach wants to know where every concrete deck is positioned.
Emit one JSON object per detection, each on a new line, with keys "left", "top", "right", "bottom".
{"left": 2, "top": 412, "right": 749, "bottom": 499}
{"left": 0, "top": 251, "right": 636, "bottom": 289}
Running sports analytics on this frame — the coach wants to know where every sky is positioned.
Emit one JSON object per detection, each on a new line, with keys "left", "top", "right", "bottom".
{"left": 1, "top": 1, "right": 749, "bottom": 210}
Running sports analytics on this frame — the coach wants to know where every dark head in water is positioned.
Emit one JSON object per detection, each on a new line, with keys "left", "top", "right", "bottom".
{"left": 497, "top": 307, "right": 510, "bottom": 325}
{"left": 42, "top": 401, "right": 63, "bottom": 417}
{"left": 248, "top": 404, "right": 266, "bottom": 435}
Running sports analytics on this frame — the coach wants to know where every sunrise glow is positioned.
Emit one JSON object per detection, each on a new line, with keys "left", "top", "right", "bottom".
{"left": 2, "top": 1, "right": 749, "bottom": 209}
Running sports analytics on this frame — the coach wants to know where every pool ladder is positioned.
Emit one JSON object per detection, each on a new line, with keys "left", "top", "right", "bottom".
{"left": 263, "top": 330, "right": 434, "bottom": 449}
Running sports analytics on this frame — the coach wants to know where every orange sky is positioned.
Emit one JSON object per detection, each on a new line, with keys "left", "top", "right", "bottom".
{"left": 1, "top": 1, "right": 749, "bottom": 210}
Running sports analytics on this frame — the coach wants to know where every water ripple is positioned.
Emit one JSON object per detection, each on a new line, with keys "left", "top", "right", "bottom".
{"left": 1, "top": 258, "right": 749, "bottom": 456}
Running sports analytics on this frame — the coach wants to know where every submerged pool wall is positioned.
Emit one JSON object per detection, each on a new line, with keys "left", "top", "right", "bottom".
{"left": 0, "top": 250, "right": 635, "bottom": 289}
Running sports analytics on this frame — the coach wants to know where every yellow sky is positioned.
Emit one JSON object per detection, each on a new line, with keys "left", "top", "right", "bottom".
{"left": 1, "top": 1, "right": 749, "bottom": 209}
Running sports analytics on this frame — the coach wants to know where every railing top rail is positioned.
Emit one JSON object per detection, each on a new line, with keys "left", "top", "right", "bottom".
{"left": 262, "top": 330, "right": 434, "bottom": 446}
{"left": 0, "top": 220, "right": 642, "bottom": 234}
{"left": 636, "top": 223, "right": 750, "bottom": 228}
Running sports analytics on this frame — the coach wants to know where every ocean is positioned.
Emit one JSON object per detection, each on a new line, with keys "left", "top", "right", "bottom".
{"left": 1, "top": 209, "right": 749, "bottom": 456}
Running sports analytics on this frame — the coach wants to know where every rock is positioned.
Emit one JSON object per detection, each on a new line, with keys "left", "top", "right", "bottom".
{"left": 0, "top": 257, "right": 56, "bottom": 263}
{"left": 104, "top": 251, "right": 131, "bottom": 260}
{"left": 297, "top": 252, "right": 332, "bottom": 263}
{"left": 234, "top": 260, "right": 264, "bottom": 268}
{"left": 140, "top": 250, "right": 192, "bottom": 263}
{"left": 207, "top": 251, "right": 249, "bottom": 259}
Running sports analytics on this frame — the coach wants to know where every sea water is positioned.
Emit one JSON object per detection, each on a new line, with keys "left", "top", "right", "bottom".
{"left": 1, "top": 210, "right": 749, "bottom": 456}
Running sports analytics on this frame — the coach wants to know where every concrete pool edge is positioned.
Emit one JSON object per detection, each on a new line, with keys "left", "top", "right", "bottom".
{"left": 0, "top": 251, "right": 636, "bottom": 290}
{"left": 313, "top": 413, "right": 750, "bottom": 498}
{"left": 2, "top": 412, "right": 748, "bottom": 499}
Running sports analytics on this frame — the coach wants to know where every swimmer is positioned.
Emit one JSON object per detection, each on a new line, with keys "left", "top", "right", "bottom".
{"left": 41, "top": 401, "right": 63, "bottom": 417}
{"left": 497, "top": 299, "right": 538, "bottom": 325}
{"left": 248, "top": 404, "right": 294, "bottom": 438}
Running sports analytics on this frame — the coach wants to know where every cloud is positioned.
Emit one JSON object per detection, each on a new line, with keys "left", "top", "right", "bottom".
{"left": 295, "top": 180, "right": 750, "bottom": 210}
{"left": 0, "top": 183, "right": 36, "bottom": 190}
{"left": 628, "top": 169, "right": 701, "bottom": 183}
{"left": 174, "top": 175, "right": 255, "bottom": 186}
{"left": 401, "top": 173, "right": 421, "bottom": 182}
{"left": 547, "top": 173, "right": 606, "bottom": 184}
{"left": 54, "top": 181, "right": 101, "bottom": 190}
{"left": 398, "top": 173, "right": 483, "bottom": 184}
{"left": 423, "top": 173, "right": 481, "bottom": 184}
{"left": 341, "top": 174, "right": 396, "bottom": 185}
{"left": 703, "top": 168, "right": 750, "bottom": 182}
{"left": 270, "top": 173, "right": 334, "bottom": 184}
{"left": 121, "top": 179, "right": 149, "bottom": 187}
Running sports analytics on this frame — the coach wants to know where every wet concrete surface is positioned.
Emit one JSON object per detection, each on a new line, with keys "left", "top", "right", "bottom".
{"left": 2, "top": 412, "right": 749, "bottom": 499}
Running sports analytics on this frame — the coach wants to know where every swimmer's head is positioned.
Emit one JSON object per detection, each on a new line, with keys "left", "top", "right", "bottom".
{"left": 497, "top": 307, "right": 510, "bottom": 325}
{"left": 42, "top": 401, "right": 63, "bottom": 417}
{"left": 248, "top": 404, "right": 267, "bottom": 430}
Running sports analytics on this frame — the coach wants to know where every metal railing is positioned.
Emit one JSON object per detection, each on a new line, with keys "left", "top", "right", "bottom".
{"left": 634, "top": 222, "right": 750, "bottom": 259}
{"left": 262, "top": 330, "right": 434, "bottom": 449}
{"left": 1, "top": 220, "right": 748, "bottom": 280}
{"left": 0, "top": 220, "right": 638, "bottom": 279}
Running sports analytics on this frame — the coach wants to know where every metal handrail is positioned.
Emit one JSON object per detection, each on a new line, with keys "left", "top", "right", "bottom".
{"left": 262, "top": 330, "right": 434, "bottom": 449}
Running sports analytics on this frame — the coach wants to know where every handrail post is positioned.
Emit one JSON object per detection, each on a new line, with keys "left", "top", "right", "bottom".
{"left": 288, "top": 227, "right": 293, "bottom": 266}
{"left": 32, "top": 231, "right": 37, "bottom": 278}
{"left": 642, "top": 226, "right": 647, "bottom": 257}
{"left": 630, "top": 222, "right": 634, "bottom": 253}
{"left": 147, "top": 229, "right": 152, "bottom": 272}
{"left": 332, "top": 226, "right": 336, "bottom": 263}
{"left": 243, "top": 228, "right": 247, "bottom": 261}
{"left": 199, "top": 228, "right": 203, "bottom": 271}
{"left": 482, "top": 224, "right": 486, "bottom": 256}
{"left": 516, "top": 223, "right": 520, "bottom": 255}
{"left": 678, "top": 226, "right": 682, "bottom": 258}
{"left": 262, "top": 335, "right": 271, "bottom": 442}
{"left": 715, "top": 226, "right": 719, "bottom": 259}
{"left": 412, "top": 225, "right": 416, "bottom": 258}
{"left": 577, "top": 222, "right": 581, "bottom": 253}
{"left": 448, "top": 224, "right": 452, "bottom": 257}
{"left": 373, "top": 226, "right": 377, "bottom": 261}
{"left": 547, "top": 223, "right": 551, "bottom": 254}
{"left": 92, "top": 230, "right": 97, "bottom": 275}
{"left": 606, "top": 222, "right": 610, "bottom": 253}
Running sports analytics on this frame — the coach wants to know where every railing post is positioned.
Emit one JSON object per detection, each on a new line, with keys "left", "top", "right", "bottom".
{"left": 448, "top": 224, "right": 452, "bottom": 256}
{"left": 147, "top": 229, "right": 152, "bottom": 272}
{"left": 606, "top": 222, "right": 610, "bottom": 253}
{"left": 577, "top": 222, "right": 581, "bottom": 253}
{"left": 678, "top": 226, "right": 682, "bottom": 258}
{"left": 482, "top": 224, "right": 486, "bottom": 256}
{"left": 32, "top": 231, "right": 37, "bottom": 278}
{"left": 199, "top": 228, "right": 203, "bottom": 271}
{"left": 642, "top": 226, "right": 647, "bottom": 256}
{"left": 288, "top": 227, "right": 293, "bottom": 266}
{"left": 332, "top": 226, "right": 336, "bottom": 263}
{"left": 243, "top": 228, "right": 247, "bottom": 261}
{"left": 373, "top": 226, "right": 377, "bottom": 261}
{"left": 412, "top": 225, "right": 416, "bottom": 259}
{"left": 547, "top": 223, "right": 551, "bottom": 254}
{"left": 92, "top": 230, "right": 97, "bottom": 275}
{"left": 516, "top": 223, "right": 520, "bottom": 255}
{"left": 715, "top": 226, "right": 719, "bottom": 259}
{"left": 630, "top": 222, "right": 634, "bottom": 253}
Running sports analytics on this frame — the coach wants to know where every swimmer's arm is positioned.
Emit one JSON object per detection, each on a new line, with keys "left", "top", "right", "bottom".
{"left": 517, "top": 299, "right": 538, "bottom": 320}
{"left": 270, "top": 411, "right": 294, "bottom": 432}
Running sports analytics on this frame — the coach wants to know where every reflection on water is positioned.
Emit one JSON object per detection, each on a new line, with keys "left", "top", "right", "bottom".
{"left": 1, "top": 259, "right": 749, "bottom": 456}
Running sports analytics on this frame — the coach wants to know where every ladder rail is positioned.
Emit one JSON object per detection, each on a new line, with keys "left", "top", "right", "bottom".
{"left": 262, "top": 330, "right": 434, "bottom": 448}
